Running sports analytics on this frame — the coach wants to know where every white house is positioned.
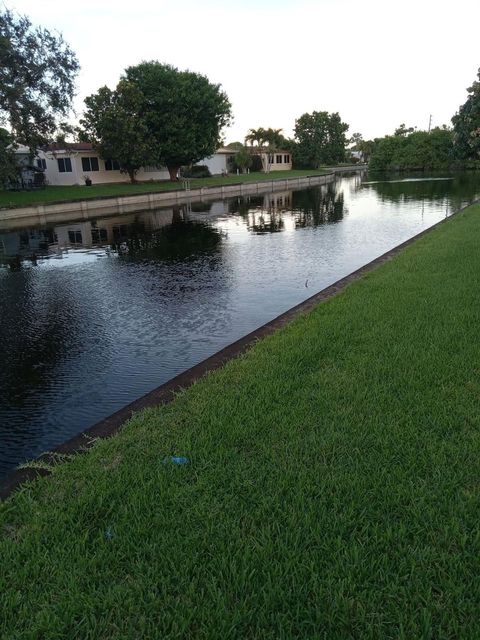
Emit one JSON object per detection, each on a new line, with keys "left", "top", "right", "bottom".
{"left": 196, "top": 147, "right": 236, "bottom": 175}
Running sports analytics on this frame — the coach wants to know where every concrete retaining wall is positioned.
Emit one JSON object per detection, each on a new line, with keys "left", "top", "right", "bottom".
{"left": 0, "top": 174, "right": 338, "bottom": 229}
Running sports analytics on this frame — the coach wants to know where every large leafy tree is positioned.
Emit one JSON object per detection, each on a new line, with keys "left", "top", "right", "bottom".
{"left": 0, "top": 8, "right": 79, "bottom": 152}
{"left": 452, "top": 68, "right": 480, "bottom": 160}
{"left": 80, "top": 81, "right": 154, "bottom": 183}
{"left": 0, "top": 127, "right": 18, "bottom": 186}
{"left": 82, "top": 62, "right": 232, "bottom": 182}
{"left": 369, "top": 128, "right": 454, "bottom": 171}
{"left": 294, "top": 111, "right": 349, "bottom": 168}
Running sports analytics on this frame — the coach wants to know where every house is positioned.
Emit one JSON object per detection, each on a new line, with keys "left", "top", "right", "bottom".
{"left": 260, "top": 150, "right": 292, "bottom": 172}
{"left": 38, "top": 143, "right": 170, "bottom": 186}
{"left": 195, "top": 147, "right": 237, "bottom": 175}
{"left": 36, "top": 143, "right": 241, "bottom": 185}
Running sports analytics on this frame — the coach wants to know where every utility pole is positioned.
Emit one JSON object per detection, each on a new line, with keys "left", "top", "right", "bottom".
{"left": 428, "top": 114, "right": 432, "bottom": 132}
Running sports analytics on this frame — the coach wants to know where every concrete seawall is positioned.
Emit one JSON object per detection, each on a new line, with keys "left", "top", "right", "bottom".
{"left": 0, "top": 173, "right": 339, "bottom": 229}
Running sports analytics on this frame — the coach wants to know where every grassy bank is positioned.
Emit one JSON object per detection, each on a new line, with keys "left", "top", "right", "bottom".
{"left": 2, "top": 203, "right": 480, "bottom": 638}
{"left": 0, "top": 169, "right": 328, "bottom": 209}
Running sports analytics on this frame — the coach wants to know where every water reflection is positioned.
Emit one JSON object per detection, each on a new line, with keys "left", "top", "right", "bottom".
{"left": 1, "top": 172, "right": 480, "bottom": 478}
{"left": 228, "top": 183, "right": 346, "bottom": 233}
{"left": 0, "top": 205, "right": 224, "bottom": 269}
{"left": 363, "top": 171, "right": 480, "bottom": 212}
{"left": 292, "top": 182, "right": 346, "bottom": 228}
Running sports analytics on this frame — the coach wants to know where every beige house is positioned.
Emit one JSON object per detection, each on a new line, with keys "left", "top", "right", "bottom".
{"left": 38, "top": 143, "right": 170, "bottom": 186}
{"left": 260, "top": 150, "right": 292, "bottom": 172}
{"left": 38, "top": 143, "right": 240, "bottom": 185}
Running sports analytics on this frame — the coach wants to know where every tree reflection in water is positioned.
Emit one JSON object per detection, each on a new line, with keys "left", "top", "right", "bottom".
{"left": 112, "top": 208, "right": 224, "bottom": 262}
{"left": 231, "top": 195, "right": 286, "bottom": 234}
{"left": 292, "top": 182, "right": 345, "bottom": 227}
{"left": 362, "top": 172, "right": 480, "bottom": 212}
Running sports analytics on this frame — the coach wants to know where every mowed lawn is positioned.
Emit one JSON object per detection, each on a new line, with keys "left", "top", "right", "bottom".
{"left": 2, "top": 204, "right": 480, "bottom": 638}
{"left": 0, "top": 169, "right": 328, "bottom": 208}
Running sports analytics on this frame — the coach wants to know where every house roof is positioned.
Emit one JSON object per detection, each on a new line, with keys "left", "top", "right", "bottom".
{"left": 215, "top": 147, "right": 237, "bottom": 155}
{"left": 45, "top": 142, "right": 95, "bottom": 152}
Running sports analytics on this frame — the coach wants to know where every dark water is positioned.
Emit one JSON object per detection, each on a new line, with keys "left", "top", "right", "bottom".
{"left": 1, "top": 172, "right": 479, "bottom": 477}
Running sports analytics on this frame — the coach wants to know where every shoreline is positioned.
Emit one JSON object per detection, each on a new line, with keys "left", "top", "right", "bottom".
{"left": 1, "top": 194, "right": 475, "bottom": 501}
{"left": 0, "top": 167, "right": 365, "bottom": 230}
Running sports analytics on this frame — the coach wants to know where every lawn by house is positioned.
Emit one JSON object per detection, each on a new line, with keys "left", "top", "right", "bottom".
{"left": 1, "top": 203, "right": 480, "bottom": 638}
{"left": 0, "top": 169, "right": 329, "bottom": 209}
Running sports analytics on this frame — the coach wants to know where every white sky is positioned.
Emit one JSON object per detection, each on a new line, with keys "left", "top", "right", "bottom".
{"left": 6, "top": 0, "right": 480, "bottom": 143}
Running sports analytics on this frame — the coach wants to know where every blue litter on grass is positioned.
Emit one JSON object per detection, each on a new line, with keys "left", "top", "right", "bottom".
{"left": 105, "top": 527, "right": 113, "bottom": 540}
{"left": 162, "top": 456, "right": 189, "bottom": 465}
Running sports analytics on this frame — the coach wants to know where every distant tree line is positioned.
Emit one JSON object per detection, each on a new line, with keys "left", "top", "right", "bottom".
{"left": 364, "top": 68, "right": 480, "bottom": 171}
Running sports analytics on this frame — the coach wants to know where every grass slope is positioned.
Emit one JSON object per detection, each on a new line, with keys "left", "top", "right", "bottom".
{"left": 0, "top": 170, "right": 327, "bottom": 209}
{"left": 2, "top": 204, "right": 480, "bottom": 639}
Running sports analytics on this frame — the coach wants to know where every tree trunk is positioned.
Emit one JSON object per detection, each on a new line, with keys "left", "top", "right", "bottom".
{"left": 127, "top": 168, "right": 136, "bottom": 183}
{"left": 168, "top": 165, "right": 180, "bottom": 181}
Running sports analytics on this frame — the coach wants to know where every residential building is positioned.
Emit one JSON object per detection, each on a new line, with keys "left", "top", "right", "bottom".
{"left": 37, "top": 143, "right": 170, "bottom": 186}
{"left": 261, "top": 150, "right": 293, "bottom": 171}
{"left": 196, "top": 147, "right": 236, "bottom": 175}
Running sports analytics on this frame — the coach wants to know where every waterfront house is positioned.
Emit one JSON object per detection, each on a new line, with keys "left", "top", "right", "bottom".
{"left": 37, "top": 144, "right": 239, "bottom": 186}
{"left": 37, "top": 143, "right": 170, "bottom": 186}
{"left": 196, "top": 147, "right": 237, "bottom": 175}
{"left": 261, "top": 150, "right": 292, "bottom": 171}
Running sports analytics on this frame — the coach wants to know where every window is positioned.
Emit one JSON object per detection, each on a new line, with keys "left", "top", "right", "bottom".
{"left": 91, "top": 228, "right": 108, "bottom": 243}
{"left": 68, "top": 230, "right": 82, "bottom": 244}
{"left": 36, "top": 158, "right": 47, "bottom": 170}
{"left": 57, "top": 157, "right": 72, "bottom": 173}
{"left": 276, "top": 154, "right": 283, "bottom": 164}
{"left": 105, "top": 159, "right": 120, "bottom": 171}
{"left": 268, "top": 155, "right": 274, "bottom": 164}
{"left": 113, "top": 224, "right": 128, "bottom": 239}
{"left": 284, "top": 154, "right": 290, "bottom": 164}
{"left": 81, "top": 157, "right": 99, "bottom": 172}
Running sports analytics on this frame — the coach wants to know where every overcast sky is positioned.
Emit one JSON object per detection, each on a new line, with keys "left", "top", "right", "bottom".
{"left": 6, "top": 0, "right": 480, "bottom": 143}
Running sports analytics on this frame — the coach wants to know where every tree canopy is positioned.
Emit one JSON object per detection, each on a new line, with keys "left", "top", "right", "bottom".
{"left": 81, "top": 62, "right": 232, "bottom": 181}
{"left": 0, "top": 127, "right": 18, "bottom": 186}
{"left": 452, "top": 68, "right": 480, "bottom": 160}
{"left": 0, "top": 8, "right": 79, "bottom": 152}
{"left": 293, "top": 111, "right": 349, "bottom": 169}
{"left": 80, "top": 82, "right": 153, "bottom": 183}
{"left": 368, "top": 128, "right": 454, "bottom": 171}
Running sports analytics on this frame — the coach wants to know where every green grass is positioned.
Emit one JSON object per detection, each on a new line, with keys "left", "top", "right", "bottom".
{"left": 2, "top": 204, "right": 480, "bottom": 638}
{"left": 0, "top": 169, "right": 328, "bottom": 209}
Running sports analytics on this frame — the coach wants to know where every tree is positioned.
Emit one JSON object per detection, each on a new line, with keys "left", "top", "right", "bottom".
{"left": 233, "top": 145, "right": 253, "bottom": 173}
{"left": 125, "top": 62, "right": 232, "bottom": 181}
{"left": 452, "top": 68, "right": 480, "bottom": 160}
{"left": 0, "top": 127, "right": 18, "bottom": 186}
{"left": 80, "top": 82, "right": 154, "bottom": 183}
{"left": 0, "top": 8, "right": 79, "bottom": 152}
{"left": 369, "top": 128, "right": 454, "bottom": 171}
{"left": 293, "top": 111, "right": 349, "bottom": 169}
{"left": 349, "top": 132, "right": 363, "bottom": 148}
{"left": 356, "top": 138, "right": 375, "bottom": 163}
{"left": 394, "top": 123, "right": 415, "bottom": 137}
{"left": 81, "top": 62, "right": 231, "bottom": 182}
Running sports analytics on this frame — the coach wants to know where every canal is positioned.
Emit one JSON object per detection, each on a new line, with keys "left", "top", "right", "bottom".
{"left": 1, "top": 171, "right": 479, "bottom": 478}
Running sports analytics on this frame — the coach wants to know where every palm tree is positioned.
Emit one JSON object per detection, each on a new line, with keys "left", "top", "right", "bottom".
{"left": 244, "top": 127, "right": 285, "bottom": 172}
{"left": 244, "top": 127, "right": 267, "bottom": 147}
